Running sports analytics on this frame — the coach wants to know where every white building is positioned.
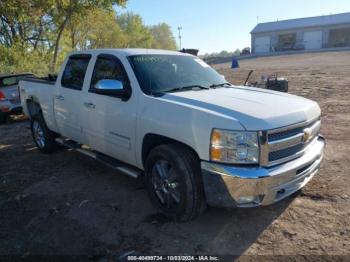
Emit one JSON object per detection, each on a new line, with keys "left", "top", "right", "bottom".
{"left": 251, "top": 12, "right": 350, "bottom": 54}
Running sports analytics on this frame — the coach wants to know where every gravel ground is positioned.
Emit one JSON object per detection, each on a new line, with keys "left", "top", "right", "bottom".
{"left": 0, "top": 51, "right": 349, "bottom": 261}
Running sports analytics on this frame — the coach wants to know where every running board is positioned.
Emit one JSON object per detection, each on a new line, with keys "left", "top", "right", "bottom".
{"left": 55, "top": 137, "right": 142, "bottom": 179}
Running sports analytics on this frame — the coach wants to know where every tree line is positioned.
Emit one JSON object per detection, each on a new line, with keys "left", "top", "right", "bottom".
{"left": 0, "top": 0, "right": 177, "bottom": 75}
{"left": 201, "top": 49, "right": 242, "bottom": 59}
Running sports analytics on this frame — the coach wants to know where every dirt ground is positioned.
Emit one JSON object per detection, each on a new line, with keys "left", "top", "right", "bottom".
{"left": 1, "top": 51, "right": 349, "bottom": 260}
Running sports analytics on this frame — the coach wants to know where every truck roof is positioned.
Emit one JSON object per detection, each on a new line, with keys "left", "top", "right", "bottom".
{"left": 68, "top": 48, "right": 192, "bottom": 57}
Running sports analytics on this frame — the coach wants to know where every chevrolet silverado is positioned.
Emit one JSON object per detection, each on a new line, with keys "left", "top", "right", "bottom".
{"left": 19, "top": 49, "right": 325, "bottom": 221}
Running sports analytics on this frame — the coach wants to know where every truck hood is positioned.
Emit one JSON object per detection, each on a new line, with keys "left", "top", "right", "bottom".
{"left": 160, "top": 86, "right": 320, "bottom": 130}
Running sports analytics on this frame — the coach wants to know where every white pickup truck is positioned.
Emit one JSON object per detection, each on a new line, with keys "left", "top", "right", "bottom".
{"left": 19, "top": 49, "right": 325, "bottom": 221}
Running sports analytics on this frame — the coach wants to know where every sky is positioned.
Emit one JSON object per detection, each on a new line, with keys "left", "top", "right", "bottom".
{"left": 117, "top": 0, "right": 350, "bottom": 55}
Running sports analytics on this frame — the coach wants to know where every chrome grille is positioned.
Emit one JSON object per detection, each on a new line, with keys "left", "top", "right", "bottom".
{"left": 260, "top": 118, "right": 321, "bottom": 166}
{"left": 269, "top": 144, "right": 304, "bottom": 162}
{"left": 268, "top": 126, "right": 305, "bottom": 142}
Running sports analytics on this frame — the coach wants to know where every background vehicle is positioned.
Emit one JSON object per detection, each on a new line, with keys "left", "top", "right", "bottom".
{"left": 19, "top": 49, "right": 325, "bottom": 221}
{"left": 179, "top": 48, "right": 199, "bottom": 56}
{"left": 0, "top": 73, "right": 34, "bottom": 123}
{"left": 244, "top": 70, "right": 289, "bottom": 92}
{"left": 240, "top": 47, "right": 251, "bottom": 55}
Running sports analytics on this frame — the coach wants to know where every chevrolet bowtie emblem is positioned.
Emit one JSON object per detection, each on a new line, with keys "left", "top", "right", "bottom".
{"left": 303, "top": 128, "right": 312, "bottom": 143}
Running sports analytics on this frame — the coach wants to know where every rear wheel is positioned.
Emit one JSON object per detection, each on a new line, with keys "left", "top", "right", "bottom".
{"left": 145, "top": 143, "right": 206, "bottom": 221}
{"left": 30, "top": 114, "right": 58, "bottom": 153}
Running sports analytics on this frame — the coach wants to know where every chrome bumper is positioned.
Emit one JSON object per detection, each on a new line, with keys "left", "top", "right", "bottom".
{"left": 201, "top": 136, "right": 325, "bottom": 207}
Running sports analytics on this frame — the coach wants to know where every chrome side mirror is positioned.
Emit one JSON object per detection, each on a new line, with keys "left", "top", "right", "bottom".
{"left": 95, "top": 79, "right": 123, "bottom": 91}
{"left": 94, "top": 79, "right": 131, "bottom": 101}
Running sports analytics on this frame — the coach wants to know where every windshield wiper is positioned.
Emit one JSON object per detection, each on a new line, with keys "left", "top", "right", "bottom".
{"left": 165, "top": 85, "right": 210, "bottom": 93}
{"left": 209, "top": 82, "right": 233, "bottom": 88}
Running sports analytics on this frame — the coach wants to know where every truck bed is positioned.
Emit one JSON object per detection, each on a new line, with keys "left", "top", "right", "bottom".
{"left": 20, "top": 74, "right": 57, "bottom": 85}
{"left": 19, "top": 76, "right": 57, "bottom": 131}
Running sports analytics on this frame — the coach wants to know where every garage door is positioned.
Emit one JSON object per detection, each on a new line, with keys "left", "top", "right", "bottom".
{"left": 254, "top": 36, "right": 271, "bottom": 53}
{"left": 304, "top": 31, "right": 322, "bottom": 50}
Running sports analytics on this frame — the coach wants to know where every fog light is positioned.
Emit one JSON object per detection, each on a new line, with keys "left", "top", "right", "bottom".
{"left": 237, "top": 196, "right": 257, "bottom": 204}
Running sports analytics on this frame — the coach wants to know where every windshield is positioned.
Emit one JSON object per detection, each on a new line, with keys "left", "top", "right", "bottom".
{"left": 128, "top": 55, "right": 226, "bottom": 94}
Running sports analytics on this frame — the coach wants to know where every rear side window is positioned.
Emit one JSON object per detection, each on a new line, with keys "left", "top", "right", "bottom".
{"left": 90, "top": 54, "right": 129, "bottom": 92}
{"left": 61, "top": 55, "right": 91, "bottom": 90}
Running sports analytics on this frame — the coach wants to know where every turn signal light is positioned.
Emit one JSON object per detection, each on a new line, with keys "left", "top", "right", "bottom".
{"left": 210, "top": 146, "right": 222, "bottom": 160}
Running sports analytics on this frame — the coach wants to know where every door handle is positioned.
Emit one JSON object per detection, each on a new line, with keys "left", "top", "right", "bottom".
{"left": 84, "top": 102, "right": 96, "bottom": 109}
{"left": 55, "top": 95, "right": 64, "bottom": 101}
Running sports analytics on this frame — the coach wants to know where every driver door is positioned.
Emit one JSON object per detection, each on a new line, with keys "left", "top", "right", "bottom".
{"left": 80, "top": 54, "right": 137, "bottom": 165}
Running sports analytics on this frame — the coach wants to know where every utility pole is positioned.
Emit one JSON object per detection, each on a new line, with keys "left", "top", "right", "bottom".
{"left": 178, "top": 26, "right": 182, "bottom": 50}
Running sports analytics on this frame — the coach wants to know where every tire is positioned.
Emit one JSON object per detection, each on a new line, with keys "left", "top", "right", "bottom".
{"left": 145, "top": 143, "right": 206, "bottom": 221}
{"left": 30, "top": 114, "right": 58, "bottom": 153}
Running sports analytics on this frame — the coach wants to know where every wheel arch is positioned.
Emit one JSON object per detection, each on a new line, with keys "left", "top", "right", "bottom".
{"left": 141, "top": 133, "right": 200, "bottom": 168}
{"left": 26, "top": 97, "right": 42, "bottom": 118}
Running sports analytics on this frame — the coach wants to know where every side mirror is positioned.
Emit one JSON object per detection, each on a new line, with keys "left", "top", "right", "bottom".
{"left": 94, "top": 79, "right": 131, "bottom": 100}
{"left": 95, "top": 79, "right": 123, "bottom": 91}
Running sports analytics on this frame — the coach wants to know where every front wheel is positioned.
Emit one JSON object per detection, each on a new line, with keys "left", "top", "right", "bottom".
{"left": 145, "top": 143, "right": 206, "bottom": 221}
{"left": 30, "top": 114, "right": 58, "bottom": 153}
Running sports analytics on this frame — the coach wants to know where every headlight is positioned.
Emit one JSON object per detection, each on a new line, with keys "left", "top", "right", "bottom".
{"left": 210, "top": 129, "right": 259, "bottom": 164}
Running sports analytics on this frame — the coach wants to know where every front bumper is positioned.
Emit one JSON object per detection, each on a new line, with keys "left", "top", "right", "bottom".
{"left": 201, "top": 136, "right": 325, "bottom": 207}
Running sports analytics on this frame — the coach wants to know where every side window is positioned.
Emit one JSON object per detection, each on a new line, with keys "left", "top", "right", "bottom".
{"left": 90, "top": 55, "right": 129, "bottom": 92}
{"left": 61, "top": 55, "right": 91, "bottom": 90}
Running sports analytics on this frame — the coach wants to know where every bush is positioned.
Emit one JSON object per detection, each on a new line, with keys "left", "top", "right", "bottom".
{"left": 0, "top": 44, "right": 53, "bottom": 76}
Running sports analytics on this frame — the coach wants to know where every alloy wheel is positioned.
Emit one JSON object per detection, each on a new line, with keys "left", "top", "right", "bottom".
{"left": 33, "top": 120, "right": 45, "bottom": 148}
{"left": 151, "top": 159, "right": 181, "bottom": 208}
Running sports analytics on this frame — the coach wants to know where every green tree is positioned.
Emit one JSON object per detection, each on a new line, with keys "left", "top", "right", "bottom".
{"left": 0, "top": 43, "right": 52, "bottom": 75}
{"left": 65, "top": 9, "right": 127, "bottom": 50}
{"left": 233, "top": 48, "right": 241, "bottom": 56}
{"left": 0, "top": 0, "right": 127, "bottom": 72}
{"left": 45, "top": 0, "right": 127, "bottom": 71}
{"left": 0, "top": 0, "right": 51, "bottom": 49}
{"left": 1, "top": 1, "right": 178, "bottom": 75}
{"left": 219, "top": 50, "right": 229, "bottom": 57}
{"left": 150, "top": 23, "right": 177, "bottom": 50}
{"left": 117, "top": 12, "right": 153, "bottom": 48}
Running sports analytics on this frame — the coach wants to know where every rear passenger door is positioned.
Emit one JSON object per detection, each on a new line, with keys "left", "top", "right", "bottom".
{"left": 80, "top": 53, "right": 137, "bottom": 165}
{"left": 54, "top": 54, "right": 91, "bottom": 142}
